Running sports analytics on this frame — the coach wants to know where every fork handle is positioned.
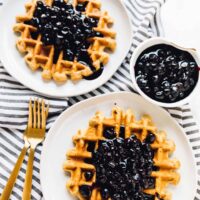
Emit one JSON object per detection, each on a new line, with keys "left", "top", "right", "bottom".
{"left": 0, "top": 146, "right": 28, "bottom": 200}
{"left": 22, "top": 147, "right": 35, "bottom": 200}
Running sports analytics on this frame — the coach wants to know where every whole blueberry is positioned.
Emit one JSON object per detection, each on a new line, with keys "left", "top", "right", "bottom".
{"left": 79, "top": 185, "right": 92, "bottom": 198}
{"left": 103, "top": 127, "right": 116, "bottom": 139}
{"left": 84, "top": 171, "right": 94, "bottom": 181}
{"left": 101, "top": 188, "right": 110, "bottom": 199}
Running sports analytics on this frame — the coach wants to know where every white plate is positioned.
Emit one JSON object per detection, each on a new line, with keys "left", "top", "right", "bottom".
{"left": 40, "top": 92, "right": 197, "bottom": 200}
{"left": 0, "top": 0, "right": 132, "bottom": 98}
{"left": 161, "top": 0, "right": 200, "bottom": 52}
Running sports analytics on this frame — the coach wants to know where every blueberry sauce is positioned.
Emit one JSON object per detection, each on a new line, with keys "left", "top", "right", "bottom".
{"left": 135, "top": 44, "right": 199, "bottom": 103}
{"left": 25, "top": 0, "right": 104, "bottom": 80}
{"left": 82, "top": 127, "right": 159, "bottom": 200}
{"left": 83, "top": 64, "right": 104, "bottom": 80}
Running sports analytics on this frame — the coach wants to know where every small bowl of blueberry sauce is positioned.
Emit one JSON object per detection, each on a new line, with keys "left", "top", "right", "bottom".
{"left": 130, "top": 37, "right": 200, "bottom": 107}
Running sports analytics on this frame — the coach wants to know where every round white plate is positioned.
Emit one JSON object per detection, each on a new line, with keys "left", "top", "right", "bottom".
{"left": 0, "top": 0, "right": 132, "bottom": 98}
{"left": 40, "top": 92, "right": 197, "bottom": 200}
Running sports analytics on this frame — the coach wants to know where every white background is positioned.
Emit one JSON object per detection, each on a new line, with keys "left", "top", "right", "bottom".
{"left": 161, "top": 0, "right": 200, "bottom": 124}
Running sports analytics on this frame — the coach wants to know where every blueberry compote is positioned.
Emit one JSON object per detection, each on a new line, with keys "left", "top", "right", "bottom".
{"left": 81, "top": 127, "right": 160, "bottom": 200}
{"left": 25, "top": 0, "right": 104, "bottom": 80}
{"left": 135, "top": 44, "right": 199, "bottom": 103}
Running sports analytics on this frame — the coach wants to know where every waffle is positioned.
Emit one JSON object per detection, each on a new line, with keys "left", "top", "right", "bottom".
{"left": 13, "top": 0, "right": 116, "bottom": 83}
{"left": 63, "top": 107, "right": 180, "bottom": 200}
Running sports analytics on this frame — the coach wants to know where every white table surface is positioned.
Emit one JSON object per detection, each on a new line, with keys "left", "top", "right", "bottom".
{"left": 161, "top": 0, "right": 200, "bottom": 125}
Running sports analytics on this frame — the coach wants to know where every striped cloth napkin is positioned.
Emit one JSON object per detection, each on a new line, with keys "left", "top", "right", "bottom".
{"left": 0, "top": 0, "right": 200, "bottom": 199}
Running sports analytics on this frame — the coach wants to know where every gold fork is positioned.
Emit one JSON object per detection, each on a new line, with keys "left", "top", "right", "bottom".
{"left": 0, "top": 101, "right": 32, "bottom": 200}
{"left": 22, "top": 99, "right": 49, "bottom": 200}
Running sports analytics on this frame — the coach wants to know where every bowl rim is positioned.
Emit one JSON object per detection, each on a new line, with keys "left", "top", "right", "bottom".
{"left": 129, "top": 37, "right": 200, "bottom": 108}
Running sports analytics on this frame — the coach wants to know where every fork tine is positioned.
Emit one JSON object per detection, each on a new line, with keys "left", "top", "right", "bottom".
{"left": 33, "top": 99, "right": 37, "bottom": 128}
{"left": 46, "top": 103, "right": 49, "bottom": 118}
{"left": 42, "top": 100, "right": 46, "bottom": 129}
{"left": 37, "top": 100, "right": 41, "bottom": 129}
{"left": 28, "top": 99, "right": 33, "bottom": 128}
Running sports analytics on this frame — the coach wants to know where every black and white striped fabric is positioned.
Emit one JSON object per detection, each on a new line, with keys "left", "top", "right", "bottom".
{"left": 0, "top": 0, "right": 200, "bottom": 199}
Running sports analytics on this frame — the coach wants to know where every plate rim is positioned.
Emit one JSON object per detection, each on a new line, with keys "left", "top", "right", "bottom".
{"left": 40, "top": 91, "right": 198, "bottom": 200}
{"left": 0, "top": 0, "right": 133, "bottom": 98}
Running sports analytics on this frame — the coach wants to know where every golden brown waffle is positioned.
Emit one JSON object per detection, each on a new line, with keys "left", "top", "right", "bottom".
{"left": 63, "top": 107, "right": 180, "bottom": 200}
{"left": 13, "top": 0, "right": 116, "bottom": 83}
